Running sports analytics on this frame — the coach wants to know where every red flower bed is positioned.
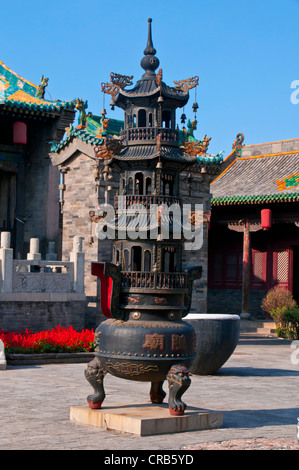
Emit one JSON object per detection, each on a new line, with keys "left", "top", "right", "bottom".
{"left": 0, "top": 325, "right": 95, "bottom": 354}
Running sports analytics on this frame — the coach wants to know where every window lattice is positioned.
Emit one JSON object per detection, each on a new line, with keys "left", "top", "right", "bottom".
{"left": 253, "top": 252, "right": 263, "bottom": 281}
{"left": 276, "top": 251, "right": 289, "bottom": 282}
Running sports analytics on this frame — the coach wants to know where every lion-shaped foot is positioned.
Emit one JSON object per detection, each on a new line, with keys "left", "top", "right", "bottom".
{"left": 150, "top": 381, "right": 166, "bottom": 404}
{"left": 167, "top": 364, "right": 191, "bottom": 416}
{"left": 84, "top": 356, "right": 107, "bottom": 409}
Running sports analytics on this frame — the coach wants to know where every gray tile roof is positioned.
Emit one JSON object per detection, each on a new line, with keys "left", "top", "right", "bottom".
{"left": 210, "top": 152, "right": 299, "bottom": 204}
{"left": 114, "top": 144, "right": 196, "bottom": 163}
{"left": 117, "top": 78, "right": 189, "bottom": 104}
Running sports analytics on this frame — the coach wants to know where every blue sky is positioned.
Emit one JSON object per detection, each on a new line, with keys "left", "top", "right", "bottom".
{"left": 1, "top": 0, "right": 299, "bottom": 156}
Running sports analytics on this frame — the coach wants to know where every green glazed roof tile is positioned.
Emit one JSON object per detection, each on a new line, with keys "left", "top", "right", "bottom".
{"left": 211, "top": 192, "right": 299, "bottom": 206}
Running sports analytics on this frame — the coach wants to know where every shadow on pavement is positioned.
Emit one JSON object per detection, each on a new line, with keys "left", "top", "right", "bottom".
{"left": 222, "top": 407, "right": 299, "bottom": 429}
{"left": 215, "top": 366, "right": 299, "bottom": 377}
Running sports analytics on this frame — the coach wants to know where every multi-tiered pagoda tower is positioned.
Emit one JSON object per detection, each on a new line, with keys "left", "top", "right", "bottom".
{"left": 85, "top": 19, "right": 202, "bottom": 416}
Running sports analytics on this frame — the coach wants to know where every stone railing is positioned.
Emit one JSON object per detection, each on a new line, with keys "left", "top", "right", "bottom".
{"left": 0, "top": 233, "right": 85, "bottom": 294}
{"left": 12, "top": 260, "right": 75, "bottom": 293}
{"left": 120, "top": 127, "right": 179, "bottom": 146}
{"left": 121, "top": 271, "right": 187, "bottom": 290}
{"left": 114, "top": 195, "right": 181, "bottom": 211}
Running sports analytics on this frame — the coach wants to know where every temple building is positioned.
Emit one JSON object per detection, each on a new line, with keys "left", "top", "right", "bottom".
{"left": 208, "top": 137, "right": 299, "bottom": 318}
{"left": 0, "top": 61, "right": 76, "bottom": 258}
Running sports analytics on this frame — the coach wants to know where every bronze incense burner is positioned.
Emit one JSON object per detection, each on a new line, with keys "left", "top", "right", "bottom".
{"left": 85, "top": 19, "right": 201, "bottom": 415}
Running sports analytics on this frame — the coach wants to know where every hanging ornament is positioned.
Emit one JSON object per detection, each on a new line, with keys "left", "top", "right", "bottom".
{"left": 110, "top": 97, "right": 115, "bottom": 110}
{"left": 192, "top": 86, "right": 199, "bottom": 116}
{"left": 101, "top": 91, "right": 107, "bottom": 117}
{"left": 192, "top": 101, "right": 198, "bottom": 114}
{"left": 180, "top": 107, "right": 186, "bottom": 124}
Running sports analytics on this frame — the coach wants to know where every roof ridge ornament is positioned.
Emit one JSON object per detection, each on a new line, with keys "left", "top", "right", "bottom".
{"left": 182, "top": 134, "right": 211, "bottom": 156}
{"left": 156, "top": 68, "right": 162, "bottom": 87}
{"left": 232, "top": 132, "right": 245, "bottom": 157}
{"left": 74, "top": 98, "right": 88, "bottom": 128}
{"left": 36, "top": 75, "right": 49, "bottom": 99}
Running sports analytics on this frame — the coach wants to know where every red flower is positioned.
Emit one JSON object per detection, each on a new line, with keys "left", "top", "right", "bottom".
{"left": 0, "top": 325, "right": 95, "bottom": 354}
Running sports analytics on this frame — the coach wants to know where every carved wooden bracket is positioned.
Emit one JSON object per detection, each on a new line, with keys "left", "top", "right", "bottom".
{"left": 228, "top": 220, "right": 262, "bottom": 232}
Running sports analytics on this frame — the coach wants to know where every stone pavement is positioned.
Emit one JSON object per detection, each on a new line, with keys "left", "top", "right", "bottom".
{"left": 0, "top": 333, "right": 299, "bottom": 451}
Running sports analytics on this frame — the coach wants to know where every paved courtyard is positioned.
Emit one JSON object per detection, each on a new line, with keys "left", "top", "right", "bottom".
{"left": 0, "top": 333, "right": 299, "bottom": 450}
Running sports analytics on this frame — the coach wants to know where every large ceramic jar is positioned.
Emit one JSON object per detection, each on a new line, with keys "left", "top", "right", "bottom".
{"left": 185, "top": 313, "right": 240, "bottom": 375}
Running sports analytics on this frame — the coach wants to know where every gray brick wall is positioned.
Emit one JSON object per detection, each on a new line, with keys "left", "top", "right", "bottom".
{"left": 0, "top": 300, "right": 86, "bottom": 333}
{"left": 207, "top": 289, "right": 265, "bottom": 319}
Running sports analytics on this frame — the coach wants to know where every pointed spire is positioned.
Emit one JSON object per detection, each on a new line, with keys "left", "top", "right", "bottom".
{"left": 140, "top": 18, "right": 160, "bottom": 78}
{"left": 144, "top": 18, "right": 156, "bottom": 56}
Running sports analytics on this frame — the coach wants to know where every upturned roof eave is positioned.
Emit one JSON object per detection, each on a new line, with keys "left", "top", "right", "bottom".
{"left": 115, "top": 81, "right": 189, "bottom": 107}
{"left": 0, "top": 99, "right": 76, "bottom": 116}
{"left": 0, "top": 60, "right": 77, "bottom": 115}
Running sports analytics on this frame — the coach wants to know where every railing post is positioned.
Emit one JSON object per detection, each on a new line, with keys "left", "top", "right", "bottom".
{"left": 0, "top": 232, "right": 13, "bottom": 293}
{"left": 70, "top": 236, "right": 85, "bottom": 293}
{"left": 0, "top": 339, "right": 6, "bottom": 370}
{"left": 46, "top": 241, "right": 57, "bottom": 261}
{"left": 27, "top": 238, "right": 41, "bottom": 261}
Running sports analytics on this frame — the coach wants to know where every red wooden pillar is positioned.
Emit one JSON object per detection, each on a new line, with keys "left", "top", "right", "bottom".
{"left": 242, "top": 219, "right": 251, "bottom": 315}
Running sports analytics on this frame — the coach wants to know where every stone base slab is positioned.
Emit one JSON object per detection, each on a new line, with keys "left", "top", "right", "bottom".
{"left": 70, "top": 404, "right": 223, "bottom": 436}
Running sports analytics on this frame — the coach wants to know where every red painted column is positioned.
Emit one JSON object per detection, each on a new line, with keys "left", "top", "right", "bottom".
{"left": 242, "top": 219, "right": 251, "bottom": 315}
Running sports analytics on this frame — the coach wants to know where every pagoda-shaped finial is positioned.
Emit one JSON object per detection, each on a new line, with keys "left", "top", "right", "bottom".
{"left": 144, "top": 18, "right": 156, "bottom": 56}
{"left": 141, "top": 18, "right": 160, "bottom": 77}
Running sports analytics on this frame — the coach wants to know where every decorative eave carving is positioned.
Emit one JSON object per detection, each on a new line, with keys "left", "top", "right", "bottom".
{"left": 94, "top": 137, "right": 123, "bottom": 162}
{"left": 182, "top": 135, "right": 211, "bottom": 156}
{"left": 101, "top": 72, "right": 134, "bottom": 98}
{"left": 173, "top": 76, "right": 199, "bottom": 93}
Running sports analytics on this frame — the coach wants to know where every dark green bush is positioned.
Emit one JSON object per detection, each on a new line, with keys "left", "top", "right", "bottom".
{"left": 270, "top": 307, "right": 299, "bottom": 339}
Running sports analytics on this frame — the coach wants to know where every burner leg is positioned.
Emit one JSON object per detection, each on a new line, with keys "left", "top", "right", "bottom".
{"left": 150, "top": 380, "right": 166, "bottom": 404}
{"left": 84, "top": 357, "right": 107, "bottom": 409}
{"left": 167, "top": 364, "right": 191, "bottom": 416}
